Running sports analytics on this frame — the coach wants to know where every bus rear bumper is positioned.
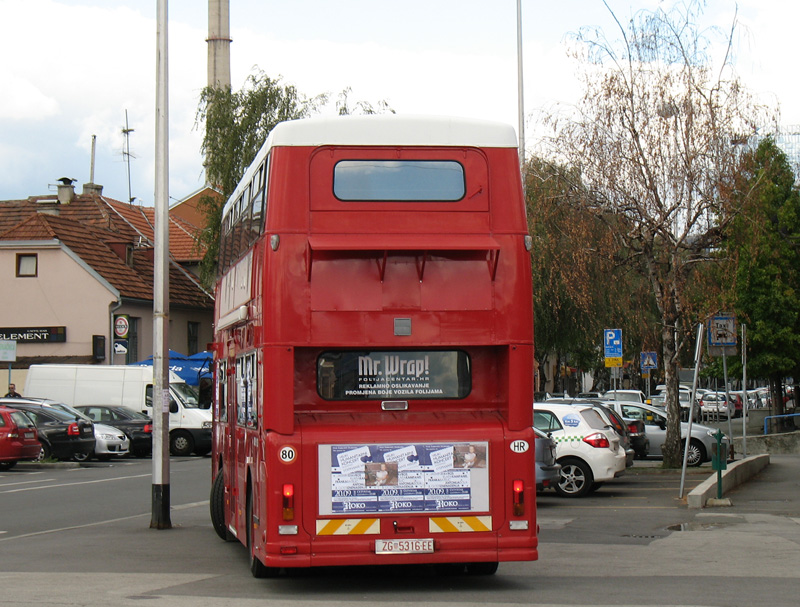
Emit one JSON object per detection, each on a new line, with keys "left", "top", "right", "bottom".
{"left": 261, "top": 534, "right": 538, "bottom": 569}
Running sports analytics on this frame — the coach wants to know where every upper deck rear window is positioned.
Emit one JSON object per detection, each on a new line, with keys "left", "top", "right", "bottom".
{"left": 333, "top": 160, "right": 465, "bottom": 201}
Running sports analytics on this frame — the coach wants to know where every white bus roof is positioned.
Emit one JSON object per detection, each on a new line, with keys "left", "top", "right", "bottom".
{"left": 266, "top": 115, "right": 519, "bottom": 149}
{"left": 223, "top": 115, "right": 519, "bottom": 219}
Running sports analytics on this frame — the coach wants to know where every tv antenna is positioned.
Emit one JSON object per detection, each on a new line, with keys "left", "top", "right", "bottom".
{"left": 122, "top": 110, "right": 137, "bottom": 203}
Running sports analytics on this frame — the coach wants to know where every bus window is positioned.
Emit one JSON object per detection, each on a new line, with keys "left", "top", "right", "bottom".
{"left": 317, "top": 350, "right": 471, "bottom": 400}
{"left": 333, "top": 160, "right": 465, "bottom": 201}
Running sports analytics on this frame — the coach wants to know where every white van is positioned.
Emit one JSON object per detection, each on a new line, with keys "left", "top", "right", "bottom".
{"left": 24, "top": 364, "right": 212, "bottom": 456}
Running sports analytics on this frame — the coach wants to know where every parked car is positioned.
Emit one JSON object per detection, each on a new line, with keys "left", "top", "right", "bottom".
{"left": 0, "top": 399, "right": 95, "bottom": 461}
{"left": 72, "top": 423, "right": 130, "bottom": 462}
{"left": 603, "top": 389, "right": 647, "bottom": 403}
{"left": 699, "top": 393, "right": 733, "bottom": 419}
{"left": 604, "top": 401, "right": 723, "bottom": 467}
{"left": 652, "top": 386, "right": 700, "bottom": 421}
{"left": 73, "top": 405, "right": 152, "bottom": 457}
{"left": 0, "top": 405, "right": 41, "bottom": 470}
{"left": 4, "top": 398, "right": 132, "bottom": 461}
{"left": 533, "top": 402, "right": 627, "bottom": 497}
{"left": 549, "top": 398, "right": 635, "bottom": 467}
{"left": 533, "top": 427, "right": 561, "bottom": 491}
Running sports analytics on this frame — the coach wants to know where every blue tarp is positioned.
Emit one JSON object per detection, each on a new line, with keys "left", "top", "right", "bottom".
{"left": 130, "top": 350, "right": 211, "bottom": 386}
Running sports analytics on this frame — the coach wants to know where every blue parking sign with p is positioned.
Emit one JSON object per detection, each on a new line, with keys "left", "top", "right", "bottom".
{"left": 604, "top": 329, "right": 622, "bottom": 358}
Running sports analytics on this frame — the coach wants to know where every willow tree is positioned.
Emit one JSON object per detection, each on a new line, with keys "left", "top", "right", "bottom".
{"left": 194, "top": 70, "right": 322, "bottom": 286}
{"left": 543, "top": 1, "right": 771, "bottom": 466}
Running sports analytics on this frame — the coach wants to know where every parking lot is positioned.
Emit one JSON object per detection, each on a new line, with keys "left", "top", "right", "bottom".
{"left": 2, "top": 455, "right": 800, "bottom": 606}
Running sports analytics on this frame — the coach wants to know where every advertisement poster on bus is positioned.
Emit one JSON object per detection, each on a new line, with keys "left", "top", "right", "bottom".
{"left": 318, "top": 442, "right": 489, "bottom": 515}
{"left": 317, "top": 350, "right": 471, "bottom": 400}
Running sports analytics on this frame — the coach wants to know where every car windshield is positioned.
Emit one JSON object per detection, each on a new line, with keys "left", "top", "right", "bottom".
{"left": 171, "top": 382, "right": 201, "bottom": 408}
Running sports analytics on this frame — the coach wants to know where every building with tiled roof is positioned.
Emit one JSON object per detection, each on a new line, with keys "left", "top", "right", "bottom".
{"left": 0, "top": 180, "right": 214, "bottom": 386}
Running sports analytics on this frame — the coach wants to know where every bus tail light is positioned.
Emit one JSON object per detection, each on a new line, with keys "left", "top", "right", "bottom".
{"left": 282, "top": 484, "right": 295, "bottom": 521}
{"left": 512, "top": 479, "right": 525, "bottom": 516}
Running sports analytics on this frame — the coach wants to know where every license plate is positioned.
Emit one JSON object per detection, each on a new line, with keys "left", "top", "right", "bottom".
{"left": 24, "top": 432, "right": 34, "bottom": 438}
{"left": 375, "top": 538, "right": 434, "bottom": 555}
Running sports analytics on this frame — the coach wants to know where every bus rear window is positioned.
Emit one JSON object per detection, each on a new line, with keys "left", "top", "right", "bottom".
{"left": 333, "top": 160, "right": 465, "bottom": 201}
{"left": 317, "top": 350, "right": 471, "bottom": 400}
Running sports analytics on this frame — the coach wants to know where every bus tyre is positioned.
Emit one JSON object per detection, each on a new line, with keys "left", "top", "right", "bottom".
{"left": 169, "top": 431, "right": 194, "bottom": 457}
{"left": 555, "top": 457, "right": 594, "bottom": 498}
{"left": 210, "top": 470, "right": 234, "bottom": 542}
{"left": 247, "top": 487, "right": 279, "bottom": 578}
{"left": 466, "top": 562, "right": 499, "bottom": 575}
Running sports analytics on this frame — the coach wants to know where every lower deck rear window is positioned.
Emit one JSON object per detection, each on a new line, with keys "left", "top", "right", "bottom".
{"left": 318, "top": 350, "right": 471, "bottom": 400}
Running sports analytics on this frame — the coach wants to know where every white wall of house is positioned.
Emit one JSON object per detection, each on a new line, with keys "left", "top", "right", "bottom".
{"left": 1, "top": 244, "right": 117, "bottom": 359}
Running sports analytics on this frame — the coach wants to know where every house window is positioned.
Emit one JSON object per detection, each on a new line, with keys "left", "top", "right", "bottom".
{"left": 16, "top": 254, "right": 38, "bottom": 277}
{"left": 187, "top": 322, "right": 200, "bottom": 355}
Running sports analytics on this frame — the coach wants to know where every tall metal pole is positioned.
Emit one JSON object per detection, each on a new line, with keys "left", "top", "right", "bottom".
{"left": 680, "top": 322, "right": 704, "bottom": 498}
{"left": 741, "top": 324, "right": 747, "bottom": 457}
{"left": 516, "top": 0, "right": 526, "bottom": 177}
{"left": 151, "top": 0, "right": 171, "bottom": 530}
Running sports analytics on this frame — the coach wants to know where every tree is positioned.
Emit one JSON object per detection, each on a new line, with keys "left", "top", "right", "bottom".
{"left": 542, "top": 1, "right": 771, "bottom": 466}
{"left": 194, "top": 70, "right": 323, "bottom": 286}
{"left": 195, "top": 71, "right": 393, "bottom": 287}
{"left": 525, "top": 156, "right": 658, "bottom": 394}
{"left": 723, "top": 137, "right": 800, "bottom": 428}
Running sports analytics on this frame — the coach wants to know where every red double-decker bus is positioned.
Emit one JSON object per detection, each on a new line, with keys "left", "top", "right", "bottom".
{"left": 209, "top": 115, "right": 536, "bottom": 576}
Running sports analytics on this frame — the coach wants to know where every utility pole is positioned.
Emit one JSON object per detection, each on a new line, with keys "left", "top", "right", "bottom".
{"left": 151, "top": 0, "right": 171, "bottom": 530}
{"left": 516, "top": 0, "right": 526, "bottom": 179}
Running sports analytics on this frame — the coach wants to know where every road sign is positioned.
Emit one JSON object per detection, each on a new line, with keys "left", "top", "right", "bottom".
{"left": 604, "top": 329, "right": 622, "bottom": 368}
{"left": 708, "top": 315, "right": 737, "bottom": 347}
{"left": 641, "top": 351, "right": 658, "bottom": 370}
{"left": 0, "top": 340, "right": 16, "bottom": 362}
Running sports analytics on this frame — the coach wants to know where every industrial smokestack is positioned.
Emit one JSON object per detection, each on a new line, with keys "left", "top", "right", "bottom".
{"left": 207, "top": 0, "right": 231, "bottom": 89}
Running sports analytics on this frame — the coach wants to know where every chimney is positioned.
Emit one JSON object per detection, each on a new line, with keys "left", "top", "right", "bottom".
{"left": 57, "top": 177, "right": 76, "bottom": 204}
{"left": 83, "top": 182, "right": 104, "bottom": 197}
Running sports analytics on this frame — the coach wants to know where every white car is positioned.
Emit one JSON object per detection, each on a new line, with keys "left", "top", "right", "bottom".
{"left": 603, "top": 389, "right": 646, "bottom": 403}
{"left": 698, "top": 392, "right": 733, "bottom": 419}
{"left": 533, "top": 402, "right": 627, "bottom": 497}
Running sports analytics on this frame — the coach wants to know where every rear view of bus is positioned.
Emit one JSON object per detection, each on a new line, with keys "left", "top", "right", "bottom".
{"left": 210, "top": 115, "right": 537, "bottom": 576}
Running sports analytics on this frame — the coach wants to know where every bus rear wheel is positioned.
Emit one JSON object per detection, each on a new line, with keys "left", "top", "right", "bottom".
{"left": 210, "top": 469, "right": 234, "bottom": 541}
{"left": 247, "top": 486, "right": 279, "bottom": 578}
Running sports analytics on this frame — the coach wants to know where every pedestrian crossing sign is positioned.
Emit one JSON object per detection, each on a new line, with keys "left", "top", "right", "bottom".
{"left": 641, "top": 351, "right": 657, "bottom": 370}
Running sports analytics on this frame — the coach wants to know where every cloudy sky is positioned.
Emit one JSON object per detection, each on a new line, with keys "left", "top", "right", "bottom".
{"left": 0, "top": 0, "right": 795, "bottom": 207}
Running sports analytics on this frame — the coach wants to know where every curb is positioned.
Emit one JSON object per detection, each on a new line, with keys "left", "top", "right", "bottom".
{"left": 687, "top": 454, "right": 770, "bottom": 509}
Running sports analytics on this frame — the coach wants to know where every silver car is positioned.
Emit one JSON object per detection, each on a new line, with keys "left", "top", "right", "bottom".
{"left": 533, "top": 427, "right": 561, "bottom": 490}
{"left": 604, "top": 401, "right": 723, "bottom": 467}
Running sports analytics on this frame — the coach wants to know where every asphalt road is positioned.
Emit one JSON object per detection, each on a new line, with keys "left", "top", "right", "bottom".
{"left": 2, "top": 456, "right": 800, "bottom": 607}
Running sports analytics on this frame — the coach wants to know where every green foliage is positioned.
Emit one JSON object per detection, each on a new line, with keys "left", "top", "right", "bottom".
{"left": 723, "top": 137, "right": 800, "bottom": 379}
{"left": 194, "top": 71, "right": 324, "bottom": 286}
{"left": 525, "top": 156, "right": 660, "bottom": 388}
{"left": 194, "top": 70, "right": 393, "bottom": 287}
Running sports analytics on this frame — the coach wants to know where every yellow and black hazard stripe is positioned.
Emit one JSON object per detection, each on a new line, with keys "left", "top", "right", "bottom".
{"left": 316, "top": 518, "right": 380, "bottom": 535}
{"left": 429, "top": 516, "right": 492, "bottom": 533}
